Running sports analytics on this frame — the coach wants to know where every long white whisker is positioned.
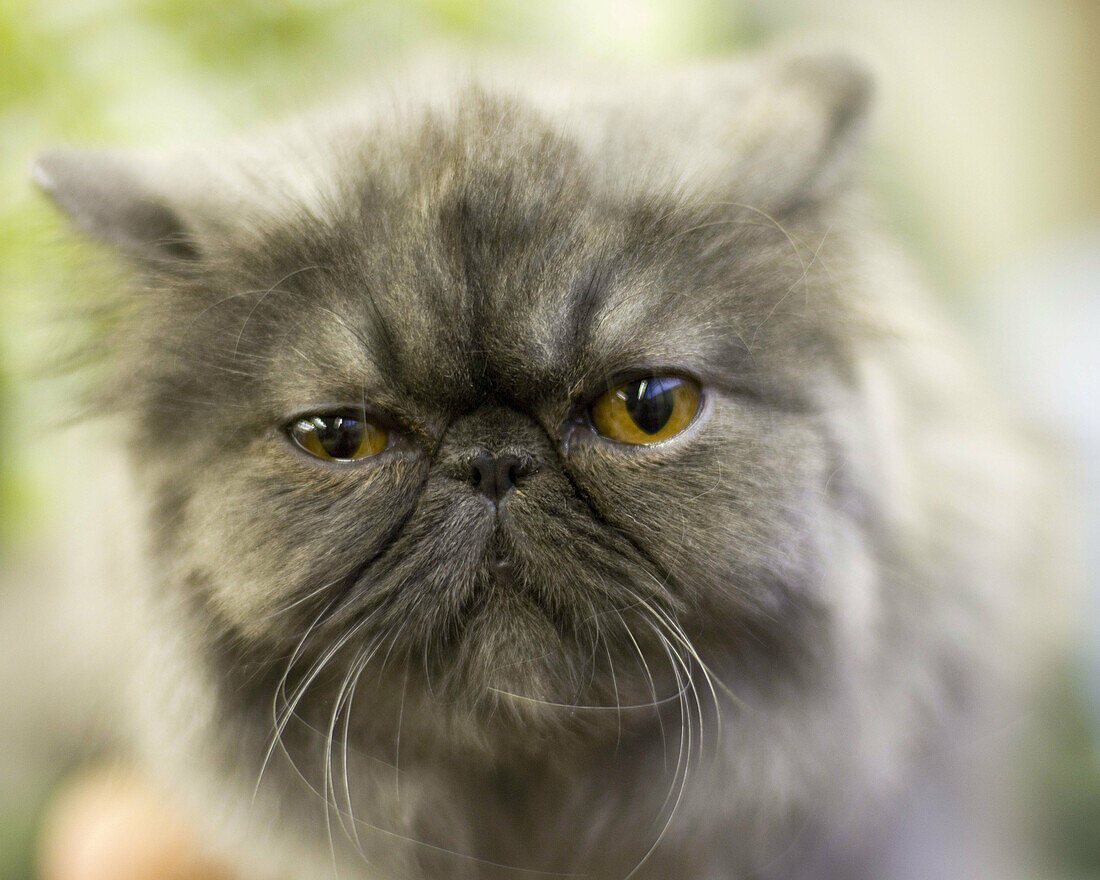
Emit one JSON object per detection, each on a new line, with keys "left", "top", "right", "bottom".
{"left": 483, "top": 685, "right": 687, "bottom": 711}
{"left": 232, "top": 265, "right": 323, "bottom": 359}
{"left": 254, "top": 594, "right": 342, "bottom": 801}
{"left": 394, "top": 663, "right": 409, "bottom": 802}
{"left": 624, "top": 626, "right": 693, "bottom": 880}
{"left": 613, "top": 608, "right": 668, "bottom": 770}
{"left": 601, "top": 626, "right": 623, "bottom": 748}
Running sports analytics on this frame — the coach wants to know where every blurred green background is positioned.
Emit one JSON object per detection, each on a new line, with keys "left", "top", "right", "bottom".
{"left": 1, "top": 0, "right": 1098, "bottom": 877}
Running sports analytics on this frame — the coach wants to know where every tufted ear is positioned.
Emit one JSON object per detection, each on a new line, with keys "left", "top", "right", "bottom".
{"left": 32, "top": 150, "right": 202, "bottom": 265}
{"left": 726, "top": 49, "right": 874, "bottom": 210}
{"left": 542, "top": 47, "right": 875, "bottom": 212}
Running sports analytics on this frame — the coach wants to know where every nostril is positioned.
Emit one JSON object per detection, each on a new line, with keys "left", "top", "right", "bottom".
{"left": 496, "top": 455, "right": 524, "bottom": 493}
{"left": 468, "top": 452, "right": 531, "bottom": 504}
{"left": 470, "top": 452, "right": 498, "bottom": 501}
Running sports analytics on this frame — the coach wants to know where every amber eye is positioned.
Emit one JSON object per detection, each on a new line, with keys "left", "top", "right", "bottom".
{"left": 589, "top": 376, "right": 702, "bottom": 445}
{"left": 288, "top": 412, "right": 389, "bottom": 462}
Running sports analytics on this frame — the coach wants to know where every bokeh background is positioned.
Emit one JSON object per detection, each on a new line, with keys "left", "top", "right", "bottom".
{"left": 1, "top": 0, "right": 1097, "bottom": 877}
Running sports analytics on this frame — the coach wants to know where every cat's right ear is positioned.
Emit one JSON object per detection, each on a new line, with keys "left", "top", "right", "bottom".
{"left": 722, "top": 48, "right": 874, "bottom": 211}
{"left": 32, "top": 150, "right": 201, "bottom": 267}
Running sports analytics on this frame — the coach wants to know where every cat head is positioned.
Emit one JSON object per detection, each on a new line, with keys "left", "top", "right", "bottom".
{"left": 36, "top": 49, "right": 874, "bottom": 748}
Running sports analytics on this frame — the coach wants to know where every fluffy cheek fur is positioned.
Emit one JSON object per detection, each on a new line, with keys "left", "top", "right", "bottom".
{"left": 568, "top": 395, "right": 835, "bottom": 635}
{"left": 160, "top": 441, "right": 430, "bottom": 645}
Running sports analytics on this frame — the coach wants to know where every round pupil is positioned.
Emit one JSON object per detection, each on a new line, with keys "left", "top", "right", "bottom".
{"left": 312, "top": 416, "right": 364, "bottom": 459}
{"left": 623, "top": 378, "right": 679, "bottom": 434}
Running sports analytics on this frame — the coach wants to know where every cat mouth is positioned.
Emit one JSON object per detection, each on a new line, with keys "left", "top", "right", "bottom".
{"left": 489, "top": 554, "right": 516, "bottom": 588}
{"left": 483, "top": 519, "right": 521, "bottom": 589}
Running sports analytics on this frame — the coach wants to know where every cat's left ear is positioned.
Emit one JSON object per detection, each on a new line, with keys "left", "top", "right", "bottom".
{"left": 727, "top": 49, "right": 874, "bottom": 210}
{"left": 32, "top": 149, "right": 203, "bottom": 267}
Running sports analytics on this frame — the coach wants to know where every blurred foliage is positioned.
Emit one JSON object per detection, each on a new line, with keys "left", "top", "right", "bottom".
{"left": 1036, "top": 667, "right": 1100, "bottom": 875}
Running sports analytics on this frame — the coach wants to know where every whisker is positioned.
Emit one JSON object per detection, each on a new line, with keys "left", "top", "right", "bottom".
{"left": 601, "top": 627, "right": 623, "bottom": 748}
{"left": 232, "top": 265, "right": 323, "bottom": 359}
{"left": 325, "top": 641, "right": 374, "bottom": 854}
{"left": 254, "top": 594, "right": 343, "bottom": 801}
{"left": 750, "top": 223, "right": 832, "bottom": 345}
{"left": 483, "top": 685, "right": 687, "bottom": 712}
{"left": 624, "top": 625, "right": 693, "bottom": 880}
{"left": 614, "top": 608, "right": 668, "bottom": 770}
{"left": 394, "top": 663, "right": 409, "bottom": 802}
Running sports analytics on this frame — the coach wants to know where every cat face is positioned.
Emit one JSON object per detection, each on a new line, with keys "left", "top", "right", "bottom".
{"left": 36, "top": 52, "right": 871, "bottom": 743}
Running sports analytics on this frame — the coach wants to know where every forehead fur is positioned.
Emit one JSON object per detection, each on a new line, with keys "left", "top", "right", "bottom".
{"left": 31, "top": 53, "right": 873, "bottom": 442}
{"left": 134, "top": 86, "right": 856, "bottom": 440}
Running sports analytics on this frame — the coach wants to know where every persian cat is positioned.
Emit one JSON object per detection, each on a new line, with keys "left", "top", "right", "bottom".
{"left": 25, "top": 48, "right": 1055, "bottom": 880}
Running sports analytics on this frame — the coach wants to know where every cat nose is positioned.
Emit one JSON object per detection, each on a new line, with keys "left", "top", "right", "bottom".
{"left": 469, "top": 452, "right": 531, "bottom": 506}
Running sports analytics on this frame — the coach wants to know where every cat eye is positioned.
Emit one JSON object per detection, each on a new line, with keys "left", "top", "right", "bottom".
{"left": 287, "top": 412, "right": 390, "bottom": 462}
{"left": 589, "top": 376, "right": 702, "bottom": 445}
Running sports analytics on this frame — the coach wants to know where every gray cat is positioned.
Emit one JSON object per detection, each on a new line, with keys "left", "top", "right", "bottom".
{"left": 29, "top": 48, "right": 1057, "bottom": 879}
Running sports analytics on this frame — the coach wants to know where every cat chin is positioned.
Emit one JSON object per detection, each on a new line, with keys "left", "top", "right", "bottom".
{"left": 357, "top": 632, "right": 681, "bottom": 757}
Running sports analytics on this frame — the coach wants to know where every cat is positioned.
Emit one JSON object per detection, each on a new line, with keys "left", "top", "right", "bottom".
{"left": 27, "top": 47, "right": 1058, "bottom": 879}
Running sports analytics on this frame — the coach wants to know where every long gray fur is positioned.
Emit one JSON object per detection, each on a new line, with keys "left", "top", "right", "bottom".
{"left": 30, "top": 49, "right": 1057, "bottom": 880}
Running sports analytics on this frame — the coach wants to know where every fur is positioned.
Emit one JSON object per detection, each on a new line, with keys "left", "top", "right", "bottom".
{"left": 30, "top": 50, "right": 1056, "bottom": 879}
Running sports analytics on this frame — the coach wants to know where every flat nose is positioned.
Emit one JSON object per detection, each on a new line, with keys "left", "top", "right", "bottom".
{"left": 469, "top": 452, "right": 529, "bottom": 505}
